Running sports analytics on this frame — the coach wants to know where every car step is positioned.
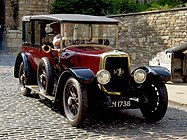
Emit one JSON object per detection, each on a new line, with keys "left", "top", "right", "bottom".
{"left": 25, "top": 85, "right": 55, "bottom": 101}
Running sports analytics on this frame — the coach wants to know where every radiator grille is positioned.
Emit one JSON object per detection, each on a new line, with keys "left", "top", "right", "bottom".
{"left": 104, "top": 57, "right": 129, "bottom": 92}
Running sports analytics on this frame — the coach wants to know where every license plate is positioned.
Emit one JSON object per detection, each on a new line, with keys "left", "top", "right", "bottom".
{"left": 111, "top": 100, "right": 131, "bottom": 108}
{"left": 109, "top": 98, "right": 139, "bottom": 108}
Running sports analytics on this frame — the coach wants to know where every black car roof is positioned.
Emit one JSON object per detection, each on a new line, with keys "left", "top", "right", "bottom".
{"left": 22, "top": 14, "right": 119, "bottom": 23}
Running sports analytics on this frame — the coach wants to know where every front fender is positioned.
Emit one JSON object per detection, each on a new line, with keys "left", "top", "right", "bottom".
{"left": 54, "top": 68, "right": 95, "bottom": 104}
{"left": 131, "top": 66, "right": 171, "bottom": 82}
{"left": 68, "top": 68, "right": 95, "bottom": 83}
{"left": 14, "top": 52, "right": 30, "bottom": 78}
{"left": 56, "top": 68, "right": 95, "bottom": 88}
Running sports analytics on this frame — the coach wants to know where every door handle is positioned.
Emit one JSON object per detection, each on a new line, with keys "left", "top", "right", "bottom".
{"left": 29, "top": 50, "right": 33, "bottom": 53}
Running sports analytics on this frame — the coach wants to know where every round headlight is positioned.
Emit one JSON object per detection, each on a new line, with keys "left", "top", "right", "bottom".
{"left": 97, "top": 70, "right": 111, "bottom": 85}
{"left": 134, "top": 69, "right": 147, "bottom": 84}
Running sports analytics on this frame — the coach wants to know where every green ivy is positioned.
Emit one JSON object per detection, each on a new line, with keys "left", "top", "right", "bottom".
{"left": 51, "top": 0, "right": 112, "bottom": 15}
{"left": 51, "top": 0, "right": 187, "bottom": 15}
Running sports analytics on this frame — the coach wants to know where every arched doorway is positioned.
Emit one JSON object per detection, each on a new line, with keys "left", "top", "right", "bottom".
{"left": 0, "top": 0, "right": 5, "bottom": 51}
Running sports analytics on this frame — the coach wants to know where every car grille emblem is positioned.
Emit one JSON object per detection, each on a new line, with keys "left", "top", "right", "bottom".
{"left": 113, "top": 68, "right": 124, "bottom": 76}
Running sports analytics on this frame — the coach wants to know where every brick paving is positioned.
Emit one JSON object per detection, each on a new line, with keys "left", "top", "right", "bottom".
{"left": 0, "top": 54, "right": 187, "bottom": 140}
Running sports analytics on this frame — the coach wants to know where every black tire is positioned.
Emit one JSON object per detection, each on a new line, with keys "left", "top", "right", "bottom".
{"left": 19, "top": 62, "right": 31, "bottom": 96}
{"left": 140, "top": 79, "right": 168, "bottom": 122}
{"left": 37, "top": 57, "right": 54, "bottom": 96}
{"left": 63, "top": 77, "right": 88, "bottom": 127}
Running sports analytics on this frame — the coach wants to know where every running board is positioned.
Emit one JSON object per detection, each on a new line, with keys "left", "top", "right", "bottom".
{"left": 25, "top": 85, "right": 55, "bottom": 101}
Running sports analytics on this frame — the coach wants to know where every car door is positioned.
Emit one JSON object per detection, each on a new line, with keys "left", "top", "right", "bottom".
{"left": 22, "top": 20, "right": 42, "bottom": 71}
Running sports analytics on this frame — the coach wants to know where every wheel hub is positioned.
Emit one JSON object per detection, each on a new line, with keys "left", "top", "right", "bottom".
{"left": 68, "top": 97, "right": 73, "bottom": 105}
{"left": 39, "top": 73, "right": 47, "bottom": 88}
{"left": 68, "top": 97, "right": 76, "bottom": 106}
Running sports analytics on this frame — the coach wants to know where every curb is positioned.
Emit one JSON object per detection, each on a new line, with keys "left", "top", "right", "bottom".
{"left": 169, "top": 100, "right": 187, "bottom": 108}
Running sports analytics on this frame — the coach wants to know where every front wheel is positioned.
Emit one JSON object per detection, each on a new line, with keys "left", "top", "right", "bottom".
{"left": 140, "top": 79, "right": 168, "bottom": 122}
{"left": 63, "top": 77, "right": 88, "bottom": 127}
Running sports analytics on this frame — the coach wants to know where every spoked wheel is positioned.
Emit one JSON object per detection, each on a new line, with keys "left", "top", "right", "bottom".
{"left": 37, "top": 57, "right": 54, "bottom": 98}
{"left": 19, "top": 62, "right": 31, "bottom": 96}
{"left": 140, "top": 78, "right": 168, "bottom": 122}
{"left": 63, "top": 77, "right": 88, "bottom": 127}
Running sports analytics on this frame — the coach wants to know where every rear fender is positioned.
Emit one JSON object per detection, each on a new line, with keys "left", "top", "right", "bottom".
{"left": 14, "top": 52, "right": 30, "bottom": 78}
{"left": 54, "top": 68, "right": 95, "bottom": 103}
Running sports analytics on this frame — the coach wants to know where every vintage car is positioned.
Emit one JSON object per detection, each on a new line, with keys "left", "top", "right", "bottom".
{"left": 14, "top": 14, "right": 171, "bottom": 126}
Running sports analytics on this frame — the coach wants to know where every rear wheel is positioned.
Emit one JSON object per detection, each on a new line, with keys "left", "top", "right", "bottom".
{"left": 63, "top": 77, "right": 88, "bottom": 127}
{"left": 19, "top": 62, "right": 31, "bottom": 96}
{"left": 140, "top": 78, "right": 168, "bottom": 122}
{"left": 37, "top": 57, "right": 54, "bottom": 97}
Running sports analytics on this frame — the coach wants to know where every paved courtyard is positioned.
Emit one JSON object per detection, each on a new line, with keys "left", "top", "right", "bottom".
{"left": 0, "top": 54, "right": 187, "bottom": 140}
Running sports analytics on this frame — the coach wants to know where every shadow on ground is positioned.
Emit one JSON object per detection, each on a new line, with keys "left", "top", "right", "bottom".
{"left": 31, "top": 94, "right": 187, "bottom": 139}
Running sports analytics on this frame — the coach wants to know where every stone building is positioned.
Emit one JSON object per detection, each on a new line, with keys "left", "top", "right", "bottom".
{"left": 0, "top": 0, "right": 54, "bottom": 53}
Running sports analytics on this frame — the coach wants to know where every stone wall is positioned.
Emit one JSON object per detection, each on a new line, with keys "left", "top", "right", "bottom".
{"left": 4, "top": 2, "right": 187, "bottom": 67}
{"left": 110, "top": 7, "right": 187, "bottom": 67}
{"left": 4, "top": 0, "right": 54, "bottom": 53}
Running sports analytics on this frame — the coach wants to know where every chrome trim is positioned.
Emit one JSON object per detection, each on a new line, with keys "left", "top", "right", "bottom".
{"left": 99, "top": 51, "right": 130, "bottom": 95}
{"left": 100, "top": 50, "right": 130, "bottom": 70}
{"left": 133, "top": 69, "right": 147, "bottom": 84}
{"left": 96, "top": 69, "right": 111, "bottom": 85}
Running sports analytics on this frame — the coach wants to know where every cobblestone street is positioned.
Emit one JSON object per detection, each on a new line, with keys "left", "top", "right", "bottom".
{"left": 0, "top": 54, "right": 187, "bottom": 140}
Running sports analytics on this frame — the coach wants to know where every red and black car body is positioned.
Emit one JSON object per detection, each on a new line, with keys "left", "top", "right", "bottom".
{"left": 14, "top": 14, "right": 171, "bottom": 126}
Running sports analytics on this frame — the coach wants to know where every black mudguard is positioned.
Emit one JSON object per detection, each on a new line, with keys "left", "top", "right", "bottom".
{"left": 54, "top": 68, "right": 95, "bottom": 103}
{"left": 68, "top": 68, "right": 95, "bottom": 83}
{"left": 132, "top": 66, "right": 171, "bottom": 82}
{"left": 14, "top": 52, "right": 31, "bottom": 78}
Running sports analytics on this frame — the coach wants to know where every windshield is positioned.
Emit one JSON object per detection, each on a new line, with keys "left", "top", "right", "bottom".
{"left": 63, "top": 23, "right": 118, "bottom": 48}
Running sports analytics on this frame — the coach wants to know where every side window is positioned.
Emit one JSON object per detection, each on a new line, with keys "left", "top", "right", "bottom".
{"left": 34, "top": 21, "right": 41, "bottom": 46}
{"left": 23, "top": 21, "right": 32, "bottom": 44}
